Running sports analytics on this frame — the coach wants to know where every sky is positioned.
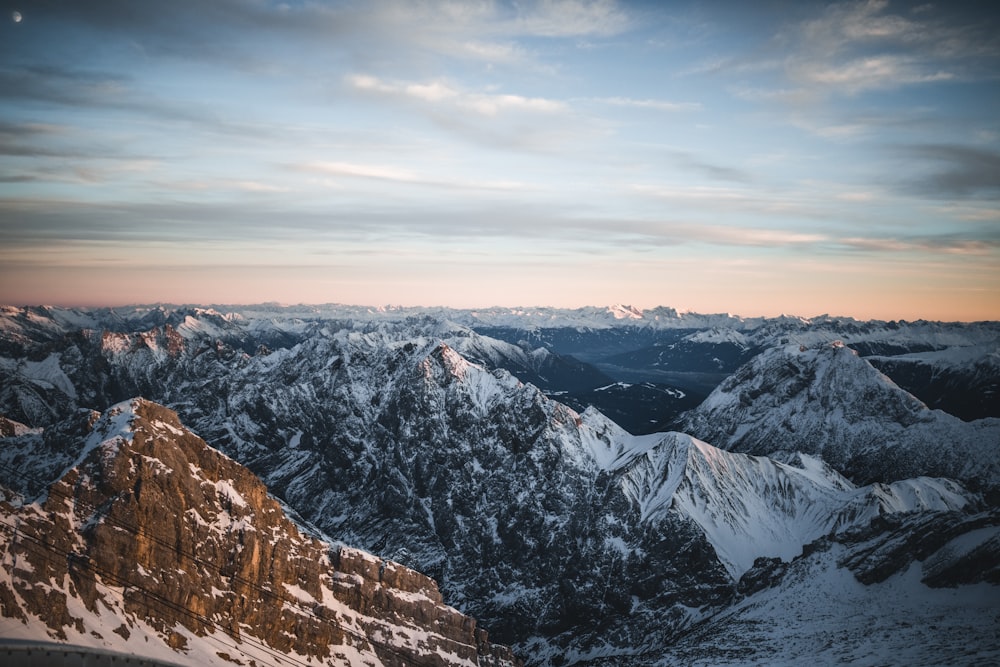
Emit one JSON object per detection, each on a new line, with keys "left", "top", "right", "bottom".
{"left": 0, "top": 0, "right": 998, "bottom": 321}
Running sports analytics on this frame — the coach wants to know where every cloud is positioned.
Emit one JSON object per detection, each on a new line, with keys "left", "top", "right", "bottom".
{"left": 347, "top": 74, "right": 567, "bottom": 116}
{"left": 714, "top": 0, "right": 1000, "bottom": 104}
{"left": 931, "top": 205, "right": 1000, "bottom": 222}
{"left": 592, "top": 97, "right": 702, "bottom": 112}
{"left": 0, "top": 63, "right": 262, "bottom": 140}
{"left": 896, "top": 144, "right": 1000, "bottom": 198}
{"left": 678, "top": 224, "right": 828, "bottom": 248}
{"left": 296, "top": 160, "right": 530, "bottom": 191}
{"left": 789, "top": 55, "right": 953, "bottom": 94}
{"left": 508, "top": 0, "right": 631, "bottom": 37}
{"left": 839, "top": 236, "right": 997, "bottom": 255}
{"left": 667, "top": 151, "right": 752, "bottom": 183}
{"left": 344, "top": 73, "right": 593, "bottom": 152}
{"left": 630, "top": 184, "right": 827, "bottom": 219}
{"left": 0, "top": 2, "right": 628, "bottom": 94}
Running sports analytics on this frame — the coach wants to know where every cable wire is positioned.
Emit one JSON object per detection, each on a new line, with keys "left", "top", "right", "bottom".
{"left": 0, "top": 459, "right": 508, "bottom": 667}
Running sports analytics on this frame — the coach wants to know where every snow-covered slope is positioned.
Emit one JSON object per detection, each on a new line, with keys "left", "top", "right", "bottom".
{"left": 681, "top": 341, "right": 1000, "bottom": 490}
{"left": 1, "top": 306, "right": 998, "bottom": 665}
{"left": 605, "top": 431, "right": 969, "bottom": 578}
{"left": 867, "top": 342, "right": 1000, "bottom": 420}
{"left": 0, "top": 399, "right": 520, "bottom": 666}
{"left": 654, "top": 510, "right": 1000, "bottom": 667}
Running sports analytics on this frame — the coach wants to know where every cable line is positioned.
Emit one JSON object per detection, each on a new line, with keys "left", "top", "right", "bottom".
{"left": 0, "top": 521, "right": 311, "bottom": 667}
{"left": 0, "top": 460, "right": 508, "bottom": 667}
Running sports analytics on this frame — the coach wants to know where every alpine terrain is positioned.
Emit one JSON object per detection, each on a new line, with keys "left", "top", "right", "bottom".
{"left": 1, "top": 304, "right": 998, "bottom": 665}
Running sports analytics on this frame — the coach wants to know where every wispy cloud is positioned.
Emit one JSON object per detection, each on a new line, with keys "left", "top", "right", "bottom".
{"left": 344, "top": 73, "right": 595, "bottom": 152}
{"left": 630, "top": 184, "right": 827, "bottom": 219}
{"left": 895, "top": 144, "right": 1000, "bottom": 198}
{"left": 296, "top": 160, "right": 531, "bottom": 192}
{"left": 715, "top": 0, "right": 1000, "bottom": 103}
{"left": 492, "top": 0, "right": 631, "bottom": 38}
{"left": 788, "top": 55, "right": 953, "bottom": 94}
{"left": 591, "top": 96, "right": 702, "bottom": 112}
{"left": 347, "top": 74, "right": 567, "bottom": 116}
{"left": 679, "top": 224, "right": 828, "bottom": 248}
{"left": 840, "top": 236, "right": 997, "bottom": 255}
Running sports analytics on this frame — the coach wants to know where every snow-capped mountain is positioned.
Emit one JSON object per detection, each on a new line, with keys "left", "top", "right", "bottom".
{"left": 1, "top": 304, "right": 998, "bottom": 665}
{"left": 866, "top": 343, "right": 1000, "bottom": 421}
{"left": 656, "top": 508, "right": 1000, "bottom": 666}
{"left": 0, "top": 398, "right": 520, "bottom": 666}
{"left": 612, "top": 432, "right": 970, "bottom": 578}
{"left": 4, "top": 303, "right": 998, "bottom": 430}
{"left": 680, "top": 341, "right": 1000, "bottom": 492}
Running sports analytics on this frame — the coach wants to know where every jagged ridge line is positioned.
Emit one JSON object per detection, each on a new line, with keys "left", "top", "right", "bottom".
{"left": 0, "top": 461, "right": 489, "bottom": 667}
{"left": 0, "top": 461, "right": 501, "bottom": 667}
{"left": 0, "top": 517, "right": 486, "bottom": 667}
{"left": 0, "top": 520, "right": 313, "bottom": 667}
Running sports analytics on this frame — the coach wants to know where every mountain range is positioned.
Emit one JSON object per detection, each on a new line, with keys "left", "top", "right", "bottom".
{"left": 1, "top": 304, "right": 998, "bottom": 665}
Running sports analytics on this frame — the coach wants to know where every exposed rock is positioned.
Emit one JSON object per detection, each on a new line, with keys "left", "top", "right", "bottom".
{"left": 680, "top": 342, "right": 1000, "bottom": 490}
{"left": 0, "top": 399, "right": 520, "bottom": 666}
{"left": 1, "top": 307, "right": 998, "bottom": 666}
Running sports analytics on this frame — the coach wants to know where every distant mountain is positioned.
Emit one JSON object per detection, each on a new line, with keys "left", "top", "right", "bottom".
{"left": 679, "top": 341, "right": 1000, "bottom": 493}
{"left": 0, "top": 398, "right": 519, "bottom": 666}
{"left": 866, "top": 344, "right": 1000, "bottom": 421}
{"left": 3, "top": 303, "right": 997, "bottom": 427}
{"left": 3, "top": 306, "right": 997, "bottom": 665}
{"left": 654, "top": 509, "right": 1000, "bottom": 666}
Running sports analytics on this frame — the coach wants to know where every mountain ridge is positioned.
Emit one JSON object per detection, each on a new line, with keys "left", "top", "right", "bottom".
{"left": 0, "top": 398, "right": 521, "bottom": 666}
{"left": 680, "top": 341, "right": 1000, "bottom": 492}
{"left": 2, "top": 305, "right": 999, "bottom": 665}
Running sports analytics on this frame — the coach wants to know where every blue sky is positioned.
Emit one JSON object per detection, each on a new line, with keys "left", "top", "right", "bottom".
{"left": 1, "top": 0, "right": 998, "bottom": 320}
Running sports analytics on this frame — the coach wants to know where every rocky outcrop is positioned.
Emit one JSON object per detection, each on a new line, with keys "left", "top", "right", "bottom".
{"left": 1, "top": 308, "right": 998, "bottom": 665}
{"left": 680, "top": 342, "right": 1000, "bottom": 490}
{"left": 0, "top": 399, "right": 520, "bottom": 666}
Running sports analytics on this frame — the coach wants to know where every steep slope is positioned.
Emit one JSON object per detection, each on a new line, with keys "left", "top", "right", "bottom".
{"left": 1, "top": 309, "right": 997, "bottom": 665}
{"left": 680, "top": 341, "right": 1000, "bottom": 491}
{"left": 0, "top": 399, "right": 520, "bottom": 667}
{"left": 607, "top": 432, "right": 970, "bottom": 579}
{"left": 867, "top": 343, "right": 1000, "bottom": 420}
{"left": 208, "top": 336, "right": 737, "bottom": 663}
{"left": 653, "top": 510, "right": 1000, "bottom": 667}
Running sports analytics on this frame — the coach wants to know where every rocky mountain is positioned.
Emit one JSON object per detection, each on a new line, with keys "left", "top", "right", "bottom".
{"left": 0, "top": 398, "right": 520, "bottom": 666}
{"left": 866, "top": 343, "right": 1000, "bottom": 421}
{"left": 1, "top": 305, "right": 999, "bottom": 665}
{"left": 654, "top": 508, "right": 1000, "bottom": 666}
{"left": 3, "top": 304, "right": 998, "bottom": 430}
{"left": 680, "top": 341, "right": 1000, "bottom": 494}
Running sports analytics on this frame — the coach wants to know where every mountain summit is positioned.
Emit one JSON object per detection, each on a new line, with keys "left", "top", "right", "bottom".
{"left": 0, "top": 398, "right": 520, "bottom": 666}
{"left": 681, "top": 341, "right": 1000, "bottom": 491}
{"left": 2, "top": 306, "right": 998, "bottom": 665}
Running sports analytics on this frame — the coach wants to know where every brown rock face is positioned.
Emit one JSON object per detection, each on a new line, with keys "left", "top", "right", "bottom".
{"left": 0, "top": 398, "right": 521, "bottom": 667}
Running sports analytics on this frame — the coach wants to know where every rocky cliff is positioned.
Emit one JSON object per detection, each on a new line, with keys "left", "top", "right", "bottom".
{"left": 680, "top": 341, "right": 1000, "bottom": 491}
{"left": 0, "top": 398, "right": 520, "bottom": 667}
{"left": 1, "top": 307, "right": 999, "bottom": 665}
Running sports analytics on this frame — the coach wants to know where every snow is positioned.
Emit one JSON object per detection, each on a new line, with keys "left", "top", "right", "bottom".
{"left": 2, "top": 304, "right": 997, "bottom": 667}
{"left": 15, "top": 353, "right": 77, "bottom": 399}
{"left": 924, "top": 525, "right": 1000, "bottom": 573}
{"left": 594, "top": 381, "right": 633, "bottom": 392}
{"left": 682, "top": 341, "right": 1000, "bottom": 490}
{"left": 281, "top": 581, "right": 317, "bottom": 605}
{"left": 212, "top": 479, "right": 248, "bottom": 509}
{"left": 869, "top": 341, "right": 1000, "bottom": 369}
{"left": 615, "top": 431, "right": 972, "bottom": 579}
{"left": 683, "top": 328, "right": 750, "bottom": 346}
{"left": 151, "top": 419, "right": 185, "bottom": 436}
{"left": 659, "top": 544, "right": 1000, "bottom": 666}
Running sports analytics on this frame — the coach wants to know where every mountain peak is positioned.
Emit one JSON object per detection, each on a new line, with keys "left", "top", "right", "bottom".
{"left": 0, "top": 400, "right": 521, "bottom": 666}
{"left": 682, "top": 342, "right": 1000, "bottom": 488}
